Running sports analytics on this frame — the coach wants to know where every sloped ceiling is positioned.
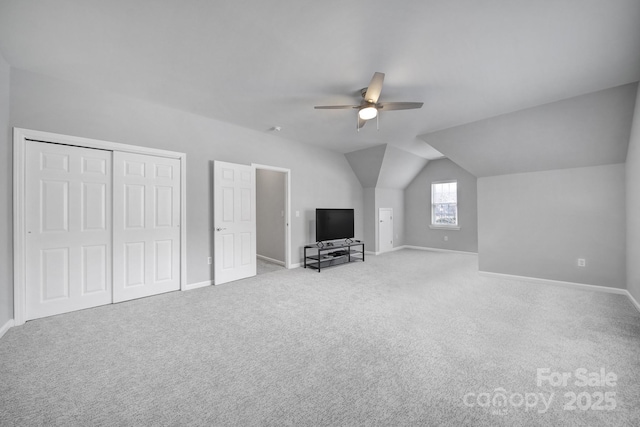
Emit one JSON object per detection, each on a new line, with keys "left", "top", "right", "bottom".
{"left": 421, "top": 83, "right": 638, "bottom": 177}
{"left": 345, "top": 145, "right": 387, "bottom": 188}
{"left": 0, "top": 1, "right": 639, "bottom": 162}
{"left": 377, "top": 146, "right": 429, "bottom": 189}
{"left": 345, "top": 145, "right": 428, "bottom": 189}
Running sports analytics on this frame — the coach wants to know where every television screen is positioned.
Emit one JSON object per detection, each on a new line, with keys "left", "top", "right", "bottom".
{"left": 316, "top": 208, "right": 354, "bottom": 242}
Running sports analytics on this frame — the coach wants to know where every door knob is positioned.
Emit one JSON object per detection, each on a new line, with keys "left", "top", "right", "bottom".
{"left": 216, "top": 227, "right": 227, "bottom": 231}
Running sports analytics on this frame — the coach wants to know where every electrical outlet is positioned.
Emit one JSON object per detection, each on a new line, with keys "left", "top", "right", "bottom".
{"left": 577, "top": 258, "right": 586, "bottom": 267}
{"left": 208, "top": 257, "right": 212, "bottom": 265}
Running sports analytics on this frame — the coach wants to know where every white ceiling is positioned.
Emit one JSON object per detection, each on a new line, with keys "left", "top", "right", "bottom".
{"left": 1, "top": 0, "right": 639, "bottom": 160}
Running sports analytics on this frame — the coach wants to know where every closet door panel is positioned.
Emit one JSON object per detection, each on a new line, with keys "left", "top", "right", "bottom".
{"left": 113, "top": 152, "right": 181, "bottom": 302}
{"left": 25, "top": 141, "right": 112, "bottom": 320}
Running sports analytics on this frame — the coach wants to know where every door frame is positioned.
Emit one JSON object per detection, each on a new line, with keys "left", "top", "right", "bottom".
{"left": 252, "top": 163, "right": 291, "bottom": 269}
{"left": 13, "top": 128, "right": 187, "bottom": 326}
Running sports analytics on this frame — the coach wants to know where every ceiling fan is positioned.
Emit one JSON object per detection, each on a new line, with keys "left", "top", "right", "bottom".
{"left": 314, "top": 72, "right": 423, "bottom": 130}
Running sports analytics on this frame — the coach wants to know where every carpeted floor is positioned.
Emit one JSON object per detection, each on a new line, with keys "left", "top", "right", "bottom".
{"left": 1, "top": 249, "right": 639, "bottom": 426}
{"left": 257, "top": 257, "right": 285, "bottom": 275}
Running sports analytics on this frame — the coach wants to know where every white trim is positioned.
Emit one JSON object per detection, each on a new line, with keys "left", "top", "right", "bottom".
{"left": 429, "top": 225, "right": 461, "bottom": 231}
{"left": 627, "top": 291, "right": 640, "bottom": 312}
{"left": 252, "top": 163, "right": 292, "bottom": 269}
{"left": 13, "top": 128, "right": 188, "bottom": 325}
{"left": 185, "top": 280, "right": 213, "bottom": 291}
{"left": 289, "top": 262, "right": 301, "bottom": 269}
{"left": 478, "top": 271, "right": 628, "bottom": 294}
{"left": 257, "top": 254, "right": 285, "bottom": 266}
{"left": 0, "top": 319, "right": 14, "bottom": 340}
{"left": 479, "top": 271, "right": 640, "bottom": 313}
{"left": 366, "top": 246, "right": 404, "bottom": 256}
{"left": 402, "top": 245, "right": 478, "bottom": 255}
{"left": 13, "top": 133, "right": 26, "bottom": 326}
{"left": 15, "top": 128, "right": 183, "bottom": 158}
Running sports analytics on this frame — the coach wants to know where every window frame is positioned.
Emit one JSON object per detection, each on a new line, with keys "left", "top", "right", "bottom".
{"left": 430, "top": 180, "right": 460, "bottom": 230}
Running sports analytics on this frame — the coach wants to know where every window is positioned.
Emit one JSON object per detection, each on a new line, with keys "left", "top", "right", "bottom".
{"left": 431, "top": 181, "right": 458, "bottom": 227}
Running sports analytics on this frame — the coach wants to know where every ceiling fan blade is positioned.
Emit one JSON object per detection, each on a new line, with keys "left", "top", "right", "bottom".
{"left": 378, "top": 102, "right": 424, "bottom": 111}
{"left": 357, "top": 116, "right": 367, "bottom": 129}
{"left": 314, "top": 105, "right": 359, "bottom": 109}
{"left": 363, "top": 72, "right": 385, "bottom": 103}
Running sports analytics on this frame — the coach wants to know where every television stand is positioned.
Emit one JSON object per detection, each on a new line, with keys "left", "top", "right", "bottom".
{"left": 304, "top": 240, "right": 365, "bottom": 272}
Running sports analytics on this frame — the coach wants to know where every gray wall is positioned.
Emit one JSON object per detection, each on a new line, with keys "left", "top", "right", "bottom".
{"left": 626, "top": 85, "right": 640, "bottom": 302}
{"left": 345, "top": 145, "right": 385, "bottom": 188}
{"left": 405, "top": 159, "right": 478, "bottom": 253}
{"left": 478, "top": 164, "right": 626, "bottom": 288}
{"left": 256, "top": 169, "right": 285, "bottom": 263}
{"left": 0, "top": 54, "right": 11, "bottom": 326}
{"left": 9, "top": 69, "right": 364, "bottom": 286}
{"left": 377, "top": 146, "right": 428, "bottom": 189}
{"left": 346, "top": 144, "right": 427, "bottom": 253}
{"left": 362, "top": 188, "right": 376, "bottom": 251}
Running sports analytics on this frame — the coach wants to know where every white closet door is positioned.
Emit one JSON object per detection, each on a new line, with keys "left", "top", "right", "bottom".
{"left": 214, "top": 161, "right": 256, "bottom": 284}
{"left": 25, "top": 141, "right": 112, "bottom": 320}
{"left": 113, "top": 152, "right": 181, "bottom": 302}
{"left": 378, "top": 208, "right": 394, "bottom": 253}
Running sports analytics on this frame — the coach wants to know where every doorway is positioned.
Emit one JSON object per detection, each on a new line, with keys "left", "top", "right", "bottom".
{"left": 253, "top": 164, "right": 291, "bottom": 273}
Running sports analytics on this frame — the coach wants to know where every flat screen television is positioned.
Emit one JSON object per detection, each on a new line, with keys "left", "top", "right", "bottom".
{"left": 316, "top": 208, "right": 354, "bottom": 243}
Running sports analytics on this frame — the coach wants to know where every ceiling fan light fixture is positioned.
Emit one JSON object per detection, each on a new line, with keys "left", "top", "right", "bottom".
{"left": 358, "top": 106, "right": 378, "bottom": 120}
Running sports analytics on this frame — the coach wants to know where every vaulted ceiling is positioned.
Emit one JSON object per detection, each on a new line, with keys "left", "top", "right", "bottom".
{"left": 1, "top": 1, "right": 639, "bottom": 166}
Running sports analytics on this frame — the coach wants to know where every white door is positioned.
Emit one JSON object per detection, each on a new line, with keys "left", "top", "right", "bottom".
{"left": 379, "top": 208, "right": 393, "bottom": 253}
{"left": 214, "top": 161, "right": 256, "bottom": 284}
{"left": 112, "top": 152, "right": 181, "bottom": 302}
{"left": 25, "top": 141, "right": 112, "bottom": 320}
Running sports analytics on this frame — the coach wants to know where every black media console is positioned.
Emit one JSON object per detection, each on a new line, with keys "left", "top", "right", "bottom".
{"left": 303, "top": 240, "right": 365, "bottom": 272}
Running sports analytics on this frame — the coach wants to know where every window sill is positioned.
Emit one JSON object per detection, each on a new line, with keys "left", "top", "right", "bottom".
{"left": 429, "top": 225, "right": 461, "bottom": 230}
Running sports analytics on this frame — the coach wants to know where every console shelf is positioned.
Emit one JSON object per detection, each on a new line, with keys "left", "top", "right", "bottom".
{"left": 303, "top": 241, "right": 365, "bottom": 272}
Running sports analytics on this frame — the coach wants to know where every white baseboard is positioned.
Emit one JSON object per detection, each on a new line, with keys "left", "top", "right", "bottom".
{"left": 366, "top": 246, "right": 476, "bottom": 256}
{"left": 479, "top": 271, "right": 640, "bottom": 313}
{"left": 257, "top": 254, "right": 285, "bottom": 266}
{"left": 289, "top": 262, "right": 301, "bottom": 269}
{"left": 184, "top": 280, "right": 213, "bottom": 291}
{"left": 366, "top": 246, "right": 405, "bottom": 256}
{"left": 187, "top": 261, "right": 300, "bottom": 289}
{"left": 402, "top": 245, "right": 478, "bottom": 255}
{"left": 0, "top": 319, "right": 14, "bottom": 340}
{"left": 626, "top": 290, "right": 640, "bottom": 313}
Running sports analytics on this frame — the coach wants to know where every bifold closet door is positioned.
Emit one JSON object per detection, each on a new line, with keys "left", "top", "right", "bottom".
{"left": 112, "top": 152, "right": 181, "bottom": 303}
{"left": 25, "top": 141, "right": 112, "bottom": 320}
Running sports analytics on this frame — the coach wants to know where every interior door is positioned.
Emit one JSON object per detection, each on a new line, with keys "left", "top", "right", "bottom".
{"left": 379, "top": 208, "right": 393, "bottom": 253}
{"left": 112, "top": 152, "right": 181, "bottom": 302}
{"left": 25, "top": 141, "right": 112, "bottom": 320}
{"left": 214, "top": 161, "right": 256, "bottom": 284}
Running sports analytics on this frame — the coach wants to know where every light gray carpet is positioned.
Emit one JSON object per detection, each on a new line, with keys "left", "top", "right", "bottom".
{"left": 257, "top": 257, "right": 285, "bottom": 275}
{"left": 1, "top": 249, "right": 639, "bottom": 426}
